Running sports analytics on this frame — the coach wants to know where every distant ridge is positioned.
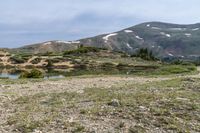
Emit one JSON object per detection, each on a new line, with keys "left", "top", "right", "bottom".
{"left": 10, "top": 22, "right": 200, "bottom": 58}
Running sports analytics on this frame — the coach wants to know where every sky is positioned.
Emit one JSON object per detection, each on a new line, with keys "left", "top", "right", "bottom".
{"left": 1, "top": 0, "right": 200, "bottom": 48}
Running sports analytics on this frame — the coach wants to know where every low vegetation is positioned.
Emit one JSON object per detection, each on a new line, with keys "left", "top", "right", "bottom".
{"left": 0, "top": 46, "right": 198, "bottom": 80}
{"left": 0, "top": 47, "right": 199, "bottom": 132}
{"left": 3, "top": 77, "right": 199, "bottom": 132}
{"left": 19, "top": 69, "right": 44, "bottom": 79}
{"left": 30, "top": 58, "right": 42, "bottom": 64}
{"left": 10, "top": 56, "right": 28, "bottom": 64}
{"left": 132, "top": 48, "right": 158, "bottom": 61}
{"left": 63, "top": 46, "right": 101, "bottom": 55}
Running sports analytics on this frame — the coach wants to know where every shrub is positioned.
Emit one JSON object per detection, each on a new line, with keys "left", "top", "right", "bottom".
{"left": 41, "top": 51, "right": 54, "bottom": 56}
{"left": 101, "top": 62, "right": 116, "bottom": 68}
{"left": 19, "top": 69, "right": 44, "bottom": 78}
{"left": 47, "top": 58, "right": 61, "bottom": 63}
{"left": 158, "top": 65, "right": 196, "bottom": 75}
{"left": 46, "top": 59, "right": 53, "bottom": 68}
{"left": 10, "top": 56, "right": 26, "bottom": 64}
{"left": 63, "top": 46, "right": 100, "bottom": 56}
{"left": 10, "top": 53, "right": 32, "bottom": 64}
{"left": 30, "top": 58, "right": 42, "bottom": 64}
{"left": 117, "top": 63, "right": 130, "bottom": 68}
{"left": 132, "top": 48, "right": 157, "bottom": 61}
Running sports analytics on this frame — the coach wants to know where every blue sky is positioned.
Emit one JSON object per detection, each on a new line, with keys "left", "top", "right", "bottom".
{"left": 1, "top": 0, "right": 200, "bottom": 48}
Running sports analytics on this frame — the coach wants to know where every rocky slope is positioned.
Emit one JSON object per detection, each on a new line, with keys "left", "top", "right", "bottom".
{"left": 11, "top": 22, "right": 200, "bottom": 58}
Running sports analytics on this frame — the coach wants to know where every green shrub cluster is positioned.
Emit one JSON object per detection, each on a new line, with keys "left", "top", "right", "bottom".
{"left": 46, "top": 59, "right": 53, "bottom": 68}
{"left": 10, "top": 54, "right": 32, "bottom": 64}
{"left": 30, "top": 58, "right": 42, "bottom": 64}
{"left": 40, "top": 51, "right": 54, "bottom": 56}
{"left": 19, "top": 69, "right": 44, "bottom": 78}
{"left": 155, "top": 65, "right": 197, "bottom": 75}
{"left": 132, "top": 48, "right": 157, "bottom": 61}
{"left": 63, "top": 46, "right": 100, "bottom": 56}
{"left": 10, "top": 56, "right": 27, "bottom": 64}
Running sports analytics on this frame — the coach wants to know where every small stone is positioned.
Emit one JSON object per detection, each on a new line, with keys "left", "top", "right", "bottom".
{"left": 108, "top": 99, "right": 121, "bottom": 107}
{"left": 176, "top": 97, "right": 189, "bottom": 101}
{"left": 68, "top": 117, "right": 74, "bottom": 123}
{"left": 139, "top": 106, "right": 148, "bottom": 111}
{"left": 33, "top": 129, "right": 42, "bottom": 133}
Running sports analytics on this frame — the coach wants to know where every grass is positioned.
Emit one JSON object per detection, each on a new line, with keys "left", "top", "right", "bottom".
{"left": 134, "top": 64, "right": 197, "bottom": 76}
{"left": 5, "top": 77, "right": 200, "bottom": 132}
{"left": 1, "top": 48, "right": 198, "bottom": 80}
{"left": 7, "top": 92, "right": 82, "bottom": 133}
{"left": 2, "top": 48, "right": 199, "bottom": 132}
{"left": 19, "top": 69, "right": 44, "bottom": 79}
{"left": 0, "top": 78, "right": 44, "bottom": 85}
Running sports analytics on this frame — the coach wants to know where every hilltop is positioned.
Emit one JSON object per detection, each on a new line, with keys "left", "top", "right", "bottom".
{"left": 9, "top": 22, "right": 200, "bottom": 60}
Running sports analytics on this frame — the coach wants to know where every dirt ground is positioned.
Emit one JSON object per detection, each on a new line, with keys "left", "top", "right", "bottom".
{"left": 0, "top": 72, "right": 199, "bottom": 133}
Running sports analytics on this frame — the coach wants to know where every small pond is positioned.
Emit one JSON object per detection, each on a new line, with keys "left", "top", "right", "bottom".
{"left": 0, "top": 66, "right": 156, "bottom": 79}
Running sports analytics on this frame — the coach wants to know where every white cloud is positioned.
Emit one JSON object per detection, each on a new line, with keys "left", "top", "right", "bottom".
{"left": 1, "top": 0, "right": 200, "bottom": 24}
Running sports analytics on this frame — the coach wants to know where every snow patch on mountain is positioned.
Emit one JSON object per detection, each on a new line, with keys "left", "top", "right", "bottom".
{"left": 124, "top": 30, "right": 133, "bottom": 33}
{"left": 166, "top": 34, "right": 171, "bottom": 37}
{"left": 71, "top": 41, "right": 80, "bottom": 44}
{"left": 103, "top": 33, "right": 118, "bottom": 43}
{"left": 192, "top": 28, "right": 199, "bottom": 31}
{"left": 169, "top": 28, "right": 186, "bottom": 31}
{"left": 135, "top": 35, "right": 143, "bottom": 40}
{"left": 126, "top": 43, "right": 133, "bottom": 49}
{"left": 160, "top": 32, "right": 171, "bottom": 37}
{"left": 168, "top": 53, "right": 174, "bottom": 56}
{"left": 56, "top": 41, "right": 72, "bottom": 44}
{"left": 43, "top": 42, "right": 52, "bottom": 45}
{"left": 151, "top": 27, "right": 161, "bottom": 30}
{"left": 146, "top": 24, "right": 150, "bottom": 27}
{"left": 185, "top": 33, "right": 191, "bottom": 37}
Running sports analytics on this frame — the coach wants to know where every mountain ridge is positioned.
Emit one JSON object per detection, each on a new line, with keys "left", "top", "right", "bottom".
{"left": 8, "top": 21, "right": 200, "bottom": 59}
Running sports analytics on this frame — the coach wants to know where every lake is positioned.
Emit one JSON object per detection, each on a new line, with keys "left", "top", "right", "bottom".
{"left": 0, "top": 66, "right": 155, "bottom": 79}
{"left": 0, "top": 68, "right": 67, "bottom": 79}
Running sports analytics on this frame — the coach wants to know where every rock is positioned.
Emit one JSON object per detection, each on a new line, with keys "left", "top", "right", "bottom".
{"left": 183, "top": 78, "right": 195, "bottom": 82}
{"left": 68, "top": 117, "right": 74, "bottom": 123}
{"left": 176, "top": 97, "right": 189, "bottom": 101}
{"left": 108, "top": 99, "right": 121, "bottom": 107}
{"left": 33, "top": 129, "right": 42, "bottom": 133}
{"left": 139, "top": 106, "right": 149, "bottom": 111}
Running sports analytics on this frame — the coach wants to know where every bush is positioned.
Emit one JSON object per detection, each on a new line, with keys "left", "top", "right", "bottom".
{"left": 41, "top": 51, "right": 54, "bottom": 56}
{"left": 30, "top": 58, "right": 42, "bottom": 64}
{"left": 132, "top": 48, "right": 157, "bottom": 61}
{"left": 101, "top": 62, "right": 116, "bottom": 68}
{"left": 10, "top": 53, "right": 32, "bottom": 64}
{"left": 63, "top": 46, "right": 100, "bottom": 56}
{"left": 47, "top": 58, "right": 61, "bottom": 63}
{"left": 46, "top": 59, "right": 53, "bottom": 68}
{"left": 10, "top": 56, "right": 26, "bottom": 64}
{"left": 158, "top": 65, "right": 196, "bottom": 75}
{"left": 19, "top": 69, "right": 44, "bottom": 78}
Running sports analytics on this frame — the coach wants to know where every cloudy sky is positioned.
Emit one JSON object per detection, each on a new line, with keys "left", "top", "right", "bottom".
{"left": 1, "top": 0, "right": 200, "bottom": 48}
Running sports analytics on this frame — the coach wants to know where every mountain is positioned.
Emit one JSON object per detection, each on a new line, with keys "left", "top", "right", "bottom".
{"left": 11, "top": 22, "right": 200, "bottom": 58}
{"left": 11, "top": 41, "right": 79, "bottom": 54}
